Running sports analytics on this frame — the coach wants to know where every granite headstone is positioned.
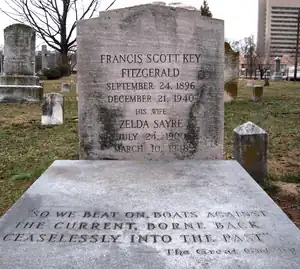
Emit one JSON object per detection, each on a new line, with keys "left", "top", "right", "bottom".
{"left": 61, "top": 82, "right": 70, "bottom": 92}
{"left": 41, "top": 93, "right": 64, "bottom": 125}
{"left": 0, "top": 24, "right": 43, "bottom": 103}
{"left": 0, "top": 160, "right": 299, "bottom": 268}
{"left": 77, "top": 4, "right": 224, "bottom": 160}
{"left": 233, "top": 121, "right": 268, "bottom": 184}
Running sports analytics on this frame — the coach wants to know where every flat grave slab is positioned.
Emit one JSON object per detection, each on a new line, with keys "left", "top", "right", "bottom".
{"left": 0, "top": 160, "right": 299, "bottom": 268}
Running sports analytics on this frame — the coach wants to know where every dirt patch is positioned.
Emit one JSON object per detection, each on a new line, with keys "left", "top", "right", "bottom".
{"left": 271, "top": 193, "right": 300, "bottom": 228}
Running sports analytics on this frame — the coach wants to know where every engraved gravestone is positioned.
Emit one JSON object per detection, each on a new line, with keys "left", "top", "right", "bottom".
{"left": 77, "top": 4, "right": 224, "bottom": 160}
{"left": 0, "top": 24, "right": 43, "bottom": 103}
{"left": 3, "top": 24, "right": 35, "bottom": 75}
{"left": 41, "top": 92, "right": 64, "bottom": 125}
{"left": 0, "top": 160, "right": 299, "bottom": 269}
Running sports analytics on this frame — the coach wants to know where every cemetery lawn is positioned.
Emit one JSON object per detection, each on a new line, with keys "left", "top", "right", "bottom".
{"left": 0, "top": 78, "right": 299, "bottom": 226}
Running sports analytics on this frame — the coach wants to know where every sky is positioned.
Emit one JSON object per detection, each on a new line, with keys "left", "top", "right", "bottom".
{"left": 0, "top": 0, "right": 258, "bottom": 46}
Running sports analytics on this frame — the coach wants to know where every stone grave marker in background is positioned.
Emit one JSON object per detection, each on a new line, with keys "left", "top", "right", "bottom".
{"left": 224, "top": 42, "right": 239, "bottom": 103}
{"left": 252, "top": 85, "right": 263, "bottom": 102}
{"left": 0, "top": 24, "right": 43, "bottom": 103}
{"left": 233, "top": 121, "right": 268, "bottom": 184}
{"left": 41, "top": 45, "right": 49, "bottom": 70}
{"left": 41, "top": 92, "right": 64, "bottom": 125}
{"left": 0, "top": 50, "right": 3, "bottom": 74}
{"left": 246, "top": 80, "right": 253, "bottom": 87}
{"left": 77, "top": 4, "right": 224, "bottom": 160}
{"left": 271, "top": 57, "right": 282, "bottom": 81}
{"left": 61, "top": 82, "right": 70, "bottom": 92}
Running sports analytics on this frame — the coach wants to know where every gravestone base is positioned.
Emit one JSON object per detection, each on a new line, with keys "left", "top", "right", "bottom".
{"left": 0, "top": 75, "right": 43, "bottom": 103}
{"left": 0, "top": 160, "right": 299, "bottom": 269}
{"left": 271, "top": 72, "right": 282, "bottom": 81}
{"left": 0, "top": 75, "right": 40, "bottom": 85}
{"left": 0, "top": 85, "right": 43, "bottom": 103}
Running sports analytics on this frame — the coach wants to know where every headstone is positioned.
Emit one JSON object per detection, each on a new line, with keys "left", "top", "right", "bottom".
{"left": 271, "top": 57, "right": 282, "bottom": 81}
{"left": 224, "top": 42, "right": 239, "bottom": 103}
{"left": 61, "top": 83, "right": 70, "bottom": 92}
{"left": 255, "top": 70, "right": 260, "bottom": 79}
{"left": 41, "top": 45, "right": 49, "bottom": 70}
{"left": 3, "top": 24, "right": 35, "bottom": 75}
{"left": 246, "top": 80, "right": 253, "bottom": 87}
{"left": 252, "top": 85, "right": 263, "bottom": 102}
{"left": 233, "top": 121, "right": 268, "bottom": 184}
{"left": 41, "top": 92, "right": 64, "bottom": 125}
{"left": 264, "top": 78, "right": 269, "bottom": 87}
{"left": 0, "top": 24, "right": 43, "bottom": 103}
{"left": 77, "top": 4, "right": 224, "bottom": 161}
{"left": 0, "top": 160, "right": 299, "bottom": 268}
{"left": 0, "top": 50, "right": 3, "bottom": 73}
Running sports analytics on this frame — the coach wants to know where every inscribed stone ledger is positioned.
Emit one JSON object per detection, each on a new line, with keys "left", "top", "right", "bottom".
{"left": 0, "top": 160, "right": 300, "bottom": 269}
{"left": 77, "top": 4, "right": 224, "bottom": 160}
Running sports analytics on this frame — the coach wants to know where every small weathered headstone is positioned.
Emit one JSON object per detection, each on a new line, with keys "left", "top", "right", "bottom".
{"left": 41, "top": 45, "right": 49, "bottom": 70}
{"left": 246, "top": 80, "right": 253, "bottom": 87}
{"left": 41, "top": 92, "right": 64, "bottom": 125}
{"left": 252, "top": 85, "right": 263, "bottom": 102}
{"left": 77, "top": 4, "right": 224, "bottom": 160}
{"left": 1, "top": 160, "right": 299, "bottom": 268}
{"left": 271, "top": 57, "right": 282, "bottom": 81}
{"left": 61, "top": 83, "right": 70, "bottom": 92}
{"left": 233, "top": 121, "right": 268, "bottom": 184}
{"left": 224, "top": 43, "right": 239, "bottom": 103}
{"left": 264, "top": 78, "right": 269, "bottom": 87}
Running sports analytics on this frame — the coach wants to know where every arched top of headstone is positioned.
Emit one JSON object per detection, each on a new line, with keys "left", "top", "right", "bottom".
{"left": 4, "top": 23, "right": 35, "bottom": 33}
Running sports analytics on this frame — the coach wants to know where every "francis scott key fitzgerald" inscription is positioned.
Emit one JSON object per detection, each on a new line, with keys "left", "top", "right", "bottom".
{"left": 77, "top": 5, "right": 224, "bottom": 160}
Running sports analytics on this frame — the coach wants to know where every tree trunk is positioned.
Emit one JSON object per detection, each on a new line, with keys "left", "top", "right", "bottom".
{"left": 60, "top": 50, "right": 70, "bottom": 76}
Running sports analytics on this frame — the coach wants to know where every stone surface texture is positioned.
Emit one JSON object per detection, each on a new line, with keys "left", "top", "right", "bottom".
{"left": 224, "top": 42, "right": 238, "bottom": 103}
{"left": 252, "top": 85, "right": 263, "bottom": 102}
{"left": 61, "top": 83, "right": 70, "bottom": 92}
{"left": 77, "top": 4, "right": 224, "bottom": 161}
{"left": 3, "top": 24, "right": 35, "bottom": 75}
{"left": 246, "top": 80, "right": 253, "bottom": 87}
{"left": 0, "top": 24, "right": 43, "bottom": 103}
{"left": 271, "top": 57, "right": 282, "bottom": 81}
{"left": 0, "top": 160, "right": 299, "bottom": 269}
{"left": 41, "top": 93, "right": 64, "bottom": 125}
{"left": 41, "top": 45, "right": 49, "bottom": 70}
{"left": 233, "top": 121, "right": 268, "bottom": 183}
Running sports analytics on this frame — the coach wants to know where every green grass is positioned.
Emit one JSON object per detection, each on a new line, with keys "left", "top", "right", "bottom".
{"left": 0, "top": 77, "right": 300, "bottom": 215}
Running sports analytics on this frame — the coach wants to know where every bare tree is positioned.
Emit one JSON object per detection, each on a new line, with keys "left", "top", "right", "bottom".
{"left": 0, "top": 0, "right": 117, "bottom": 75}
{"left": 226, "top": 39, "right": 241, "bottom": 53}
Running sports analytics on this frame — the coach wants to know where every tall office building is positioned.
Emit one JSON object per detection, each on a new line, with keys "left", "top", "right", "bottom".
{"left": 257, "top": 0, "right": 300, "bottom": 59}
